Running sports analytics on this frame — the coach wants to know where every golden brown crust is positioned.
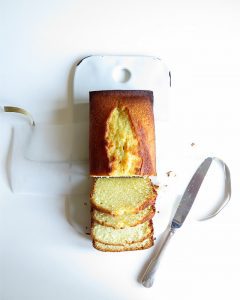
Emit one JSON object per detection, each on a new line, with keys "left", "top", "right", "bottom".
{"left": 92, "top": 236, "right": 154, "bottom": 252}
{"left": 91, "top": 220, "right": 154, "bottom": 246}
{"left": 92, "top": 205, "right": 156, "bottom": 229}
{"left": 89, "top": 90, "right": 156, "bottom": 176}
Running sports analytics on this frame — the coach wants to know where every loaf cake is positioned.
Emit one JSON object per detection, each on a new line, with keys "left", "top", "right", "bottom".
{"left": 90, "top": 177, "right": 157, "bottom": 216}
{"left": 92, "top": 205, "right": 155, "bottom": 229}
{"left": 89, "top": 90, "right": 157, "bottom": 252}
{"left": 89, "top": 90, "right": 156, "bottom": 177}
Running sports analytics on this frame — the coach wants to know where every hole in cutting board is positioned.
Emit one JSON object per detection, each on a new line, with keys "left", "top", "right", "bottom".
{"left": 112, "top": 67, "right": 131, "bottom": 83}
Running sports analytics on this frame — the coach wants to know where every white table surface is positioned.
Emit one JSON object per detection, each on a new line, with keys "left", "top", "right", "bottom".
{"left": 1, "top": 1, "right": 240, "bottom": 300}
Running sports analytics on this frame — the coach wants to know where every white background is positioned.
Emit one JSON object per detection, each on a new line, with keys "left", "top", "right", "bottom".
{"left": 1, "top": 1, "right": 240, "bottom": 300}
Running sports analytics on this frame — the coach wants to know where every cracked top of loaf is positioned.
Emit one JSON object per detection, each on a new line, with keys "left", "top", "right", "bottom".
{"left": 89, "top": 90, "right": 156, "bottom": 176}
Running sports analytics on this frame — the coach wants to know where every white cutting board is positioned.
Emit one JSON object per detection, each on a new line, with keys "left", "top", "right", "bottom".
{"left": 0, "top": 56, "right": 236, "bottom": 300}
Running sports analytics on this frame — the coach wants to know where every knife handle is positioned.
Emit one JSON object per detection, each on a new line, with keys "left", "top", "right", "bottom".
{"left": 141, "top": 227, "right": 176, "bottom": 288}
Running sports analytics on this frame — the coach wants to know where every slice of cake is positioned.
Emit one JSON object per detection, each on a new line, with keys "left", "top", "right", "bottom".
{"left": 89, "top": 90, "right": 156, "bottom": 177}
{"left": 90, "top": 177, "right": 157, "bottom": 216}
{"left": 91, "top": 220, "right": 153, "bottom": 245}
{"left": 93, "top": 237, "right": 154, "bottom": 252}
{"left": 92, "top": 205, "right": 155, "bottom": 229}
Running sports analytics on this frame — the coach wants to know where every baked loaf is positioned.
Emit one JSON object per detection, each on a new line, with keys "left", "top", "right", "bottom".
{"left": 89, "top": 90, "right": 157, "bottom": 252}
{"left": 93, "top": 237, "right": 153, "bottom": 252}
{"left": 89, "top": 90, "right": 156, "bottom": 177}
{"left": 91, "top": 220, "right": 153, "bottom": 245}
{"left": 90, "top": 177, "right": 157, "bottom": 216}
{"left": 92, "top": 205, "right": 155, "bottom": 229}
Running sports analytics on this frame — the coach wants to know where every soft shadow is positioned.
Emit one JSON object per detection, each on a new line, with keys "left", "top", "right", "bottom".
{"left": 67, "top": 56, "right": 90, "bottom": 123}
{"left": 137, "top": 225, "right": 171, "bottom": 283}
{"left": 47, "top": 55, "right": 90, "bottom": 124}
{"left": 5, "top": 128, "right": 14, "bottom": 191}
{"left": 64, "top": 178, "right": 93, "bottom": 241}
{"left": 64, "top": 56, "right": 92, "bottom": 239}
{"left": 169, "top": 194, "right": 182, "bottom": 219}
{"left": 137, "top": 194, "right": 182, "bottom": 283}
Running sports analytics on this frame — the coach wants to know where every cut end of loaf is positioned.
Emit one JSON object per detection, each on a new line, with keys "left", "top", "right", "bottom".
{"left": 90, "top": 177, "right": 157, "bottom": 216}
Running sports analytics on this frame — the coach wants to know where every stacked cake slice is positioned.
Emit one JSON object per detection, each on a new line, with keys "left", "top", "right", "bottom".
{"left": 89, "top": 90, "right": 158, "bottom": 252}
{"left": 91, "top": 177, "right": 157, "bottom": 251}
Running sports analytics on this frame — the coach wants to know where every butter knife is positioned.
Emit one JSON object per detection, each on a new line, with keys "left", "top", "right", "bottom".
{"left": 141, "top": 157, "right": 213, "bottom": 288}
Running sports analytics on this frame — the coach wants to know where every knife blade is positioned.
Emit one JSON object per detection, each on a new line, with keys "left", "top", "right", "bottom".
{"left": 141, "top": 157, "right": 213, "bottom": 288}
{"left": 171, "top": 156, "right": 213, "bottom": 229}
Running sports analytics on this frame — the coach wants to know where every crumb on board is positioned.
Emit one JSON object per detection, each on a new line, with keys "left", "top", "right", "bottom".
{"left": 157, "top": 211, "right": 160, "bottom": 213}
{"left": 166, "top": 171, "right": 176, "bottom": 177}
{"left": 85, "top": 232, "right": 90, "bottom": 235}
{"left": 154, "top": 237, "right": 156, "bottom": 241}
{"left": 191, "top": 142, "right": 196, "bottom": 147}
